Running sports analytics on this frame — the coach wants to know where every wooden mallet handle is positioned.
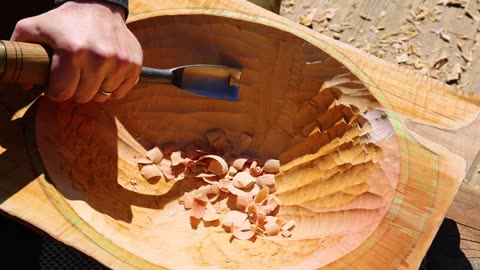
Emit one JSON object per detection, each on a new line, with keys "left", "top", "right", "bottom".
{"left": 0, "top": 40, "right": 50, "bottom": 85}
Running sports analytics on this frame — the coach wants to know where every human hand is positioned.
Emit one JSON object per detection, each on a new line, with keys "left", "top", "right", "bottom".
{"left": 10, "top": 0, "right": 143, "bottom": 103}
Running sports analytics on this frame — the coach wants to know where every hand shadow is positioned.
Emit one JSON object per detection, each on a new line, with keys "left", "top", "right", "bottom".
{"left": 30, "top": 97, "right": 195, "bottom": 224}
{"left": 0, "top": 84, "right": 43, "bottom": 204}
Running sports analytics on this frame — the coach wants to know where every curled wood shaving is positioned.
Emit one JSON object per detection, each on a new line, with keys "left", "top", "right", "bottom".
{"left": 281, "top": 230, "right": 292, "bottom": 238}
{"left": 137, "top": 158, "right": 153, "bottom": 165}
{"left": 440, "top": 31, "right": 451, "bottom": 42}
{"left": 218, "top": 178, "right": 231, "bottom": 192}
{"left": 250, "top": 165, "right": 263, "bottom": 177}
{"left": 359, "top": 13, "right": 372, "bottom": 21}
{"left": 433, "top": 47, "right": 449, "bottom": 69}
{"left": 396, "top": 53, "right": 410, "bottom": 64}
{"left": 232, "top": 171, "right": 256, "bottom": 189}
{"left": 230, "top": 157, "right": 249, "bottom": 170}
{"left": 256, "top": 174, "right": 277, "bottom": 193}
{"left": 199, "top": 155, "right": 229, "bottom": 176}
{"left": 190, "top": 197, "right": 208, "bottom": 219}
{"left": 181, "top": 191, "right": 194, "bottom": 209}
{"left": 299, "top": 8, "right": 319, "bottom": 27}
{"left": 170, "top": 151, "right": 184, "bottom": 166}
{"left": 236, "top": 193, "right": 254, "bottom": 210}
{"left": 227, "top": 166, "right": 238, "bottom": 177}
{"left": 232, "top": 220, "right": 256, "bottom": 240}
{"left": 446, "top": 63, "right": 462, "bottom": 83}
{"left": 203, "top": 202, "right": 219, "bottom": 222}
{"left": 263, "top": 195, "right": 281, "bottom": 214}
{"left": 206, "top": 129, "right": 226, "bottom": 147}
{"left": 255, "top": 187, "right": 270, "bottom": 204}
{"left": 140, "top": 164, "right": 162, "bottom": 180}
{"left": 227, "top": 183, "right": 247, "bottom": 196}
{"left": 138, "top": 129, "right": 295, "bottom": 240}
{"left": 264, "top": 216, "right": 281, "bottom": 236}
{"left": 232, "top": 133, "right": 253, "bottom": 155}
{"left": 281, "top": 220, "right": 296, "bottom": 231}
{"left": 222, "top": 210, "right": 248, "bottom": 228}
{"left": 313, "top": 8, "right": 338, "bottom": 24}
{"left": 436, "top": 0, "right": 466, "bottom": 8}
{"left": 248, "top": 184, "right": 261, "bottom": 197}
{"left": 146, "top": 147, "right": 163, "bottom": 164}
{"left": 263, "top": 159, "right": 280, "bottom": 173}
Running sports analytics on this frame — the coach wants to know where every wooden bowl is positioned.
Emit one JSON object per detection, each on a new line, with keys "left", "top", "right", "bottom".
{"left": 30, "top": 9, "right": 473, "bottom": 270}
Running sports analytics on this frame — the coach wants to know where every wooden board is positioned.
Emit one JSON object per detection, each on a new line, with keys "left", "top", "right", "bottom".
{"left": 0, "top": 0, "right": 479, "bottom": 269}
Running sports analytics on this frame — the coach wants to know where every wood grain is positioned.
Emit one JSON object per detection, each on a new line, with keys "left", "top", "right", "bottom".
{"left": 279, "top": 0, "right": 480, "bottom": 267}
{"left": 0, "top": 41, "right": 50, "bottom": 85}
{"left": 0, "top": 1, "right": 478, "bottom": 269}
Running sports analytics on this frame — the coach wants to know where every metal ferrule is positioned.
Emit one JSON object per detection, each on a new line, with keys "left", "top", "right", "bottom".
{"left": 0, "top": 41, "right": 6, "bottom": 78}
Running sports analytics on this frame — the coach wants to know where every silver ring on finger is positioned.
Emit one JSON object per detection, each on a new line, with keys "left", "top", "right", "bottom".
{"left": 98, "top": 89, "right": 113, "bottom": 97}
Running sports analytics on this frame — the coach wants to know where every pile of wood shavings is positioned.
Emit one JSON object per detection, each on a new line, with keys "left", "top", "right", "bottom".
{"left": 137, "top": 129, "right": 295, "bottom": 240}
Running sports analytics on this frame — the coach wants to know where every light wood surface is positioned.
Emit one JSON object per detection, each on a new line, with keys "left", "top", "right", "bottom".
{"left": 0, "top": 41, "right": 50, "bottom": 85}
{"left": 0, "top": 0, "right": 478, "bottom": 269}
{"left": 278, "top": 1, "right": 480, "bottom": 267}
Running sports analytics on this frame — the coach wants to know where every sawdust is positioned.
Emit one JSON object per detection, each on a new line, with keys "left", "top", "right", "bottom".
{"left": 279, "top": 0, "right": 480, "bottom": 90}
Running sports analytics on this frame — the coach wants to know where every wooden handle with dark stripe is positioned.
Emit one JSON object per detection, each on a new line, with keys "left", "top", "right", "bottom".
{"left": 0, "top": 40, "right": 50, "bottom": 85}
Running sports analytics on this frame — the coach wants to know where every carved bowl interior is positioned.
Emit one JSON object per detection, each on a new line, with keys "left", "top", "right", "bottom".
{"left": 33, "top": 12, "right": 400, "bottom": 269}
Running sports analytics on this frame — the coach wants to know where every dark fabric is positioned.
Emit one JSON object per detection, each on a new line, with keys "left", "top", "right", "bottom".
{"left": 0, "top": 211, "right": 473, "bottom": 269}
{"left": 0, "top": 0, "right": 53, "bottom": 39}
{"left": 54, "top": 0, "right": 129, "bottom": 19}
{"left": 420, "top": 218, "right": 473, "bottom": 270}
{"left": 39, "top": 236, "right": 110, "bottom": 270}
{"left": 0, "top": 212, "right": 42, "bottom": 269}
{"left": 0, "top": 0, "right": 129, "bottom": 40}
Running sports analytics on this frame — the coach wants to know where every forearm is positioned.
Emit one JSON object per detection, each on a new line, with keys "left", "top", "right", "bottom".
{"left": 54, "top": 0, "right": 129, "bottom": 19}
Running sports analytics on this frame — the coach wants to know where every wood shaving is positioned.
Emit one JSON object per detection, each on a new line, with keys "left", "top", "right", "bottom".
{"left": 329, "top": 24, "right": 343, "bottom": 33}
{"left": 230, "top": 157, "right": 249, "bottom": 170}
{"left": 433, "top": 47, "right": 449, "bottom": 69}
{"left": 396, "top": 53, "right": 410, "bottom": 63}
{"left": 263, "top": 159, "right": 281, "bottom": 174}
{"left": 436, "top": 0, "right": 466, "bottom": 8}
{"left": 465, "top": 9, "right": 480, "bottom": 21}
{"left": 314, "top": 8, "right": 338, "bottom": 23}
{"left": 190, "top": 197, "right": 208, "bottom": 219}
{"left": 139, "top": 129, "right": 294, "bottom": 240}
{"left": 446, "top": 62, "right": 462, "bottom": 83}
{"left": 199, "top": 155, "right": 229, "bottom": 175}
{"left": 146, "top": 147, "right": 163, "bottom": 164}
{"left": 300, "top": 8, "right": 319, "bottom": 27}
{"left": 232, "top": 133, "right": 253, "bottom": 155}
{"left": 136, "top": 158, "right": 153, "bottom": 165}
{"left": 206, "top": 129, "right": 226, "bottom": 147}
{"left": 462, "top": 49, "right": 473, "bottom": 62}
{"left": 359, "top": 13, "right": 372, "bottom": 21}
{"left": 170, "top": 151, "right": 184, "bottom": 166}
{"left": 440, "top": 31, "right": 451, "bottom": 42}
{"left": 140, "top": 164, "right": 162, "bottom": 181}
{"left": 232, "top": 171, "right": 256, "bottom": 189}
